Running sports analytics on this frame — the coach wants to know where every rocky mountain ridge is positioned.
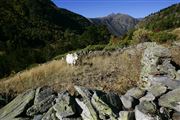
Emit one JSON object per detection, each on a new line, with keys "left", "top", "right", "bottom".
{"left": 0, "top": 43, "right": 180, "bottom": 120}
{"left": 90, "top": 13, "right": 139, "bottom": 36}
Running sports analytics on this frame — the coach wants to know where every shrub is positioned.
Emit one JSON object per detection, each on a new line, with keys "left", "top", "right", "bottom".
{"left": 150, "top": 31, "right": 177, "bottom": 43}
{"left": 83, "top": 45, "right": 106, "bottom": 52}
{"left": 132, "top": 28, "right": 153, "bottom": 44}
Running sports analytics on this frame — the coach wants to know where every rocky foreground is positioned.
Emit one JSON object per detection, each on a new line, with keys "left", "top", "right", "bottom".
{"left": 0, "top": 43, "right": 180, "bottom": 120}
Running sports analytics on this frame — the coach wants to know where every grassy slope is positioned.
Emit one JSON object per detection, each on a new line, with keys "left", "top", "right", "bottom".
{"left": 0, "top": 47, "right": 142, "bottom": 95}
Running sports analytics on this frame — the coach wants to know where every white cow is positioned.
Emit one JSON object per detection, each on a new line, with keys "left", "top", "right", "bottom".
{"left": 66, "top": 53, "right": 78, "bottom": 65}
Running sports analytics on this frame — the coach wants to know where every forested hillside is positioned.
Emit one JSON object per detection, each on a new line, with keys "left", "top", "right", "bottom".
{"left": 0, "top": 0, "right": 110, "bottom": 78}
{"left": 137, "top": 3, "right": 180, "bottom": 31}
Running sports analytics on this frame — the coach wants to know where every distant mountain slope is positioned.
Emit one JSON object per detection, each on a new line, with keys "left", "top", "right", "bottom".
{"left": 90, "top": 13, "right": 139, "bottom": 36}
{"left": 137, "top": 3, "right": 180, "bottom": 31}
{"left": 0, "top": 0, "right": 110, "bottom": 78}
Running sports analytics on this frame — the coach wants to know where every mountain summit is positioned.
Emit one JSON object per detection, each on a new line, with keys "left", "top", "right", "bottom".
{"left": 90, "top": 13, "right": 139, "bottom": 36}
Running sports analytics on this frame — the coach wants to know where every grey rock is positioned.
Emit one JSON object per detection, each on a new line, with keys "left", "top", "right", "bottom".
{"left": 135, "top": 101, "right": 160, "bottom": 120}
{"left": 42, "top": 107, "right": 58, "bottom": 120}
{"left": 33, "top": 115, "right": 43, "bottom": 120}
{"left": 91, "top": 92, "right": 116, "bottom": 120}
{"left": 11, "top": 118, "right": 30, "bottom": 120}
{"left": 74, "top": 86, "right": 94, "bottom": 99}
{"left": 140, "top": 44, "right": 178, "bottom": 88}
{"left": 139, "top": 93, "right": 155, "bottom": 102}
{"left": 150, "top": 76, "right": 180, "bottom": 90}
{"left": 148, "top": 84, "right": 167, "bottom": 97}
{"left": 101, "top": 92, "right": 122, "bottom": 113}
{"left": 159, "top": 107, "right": 171, "bottom": 120}
{"left": 0, "top": 89, "right": 35, "bottom": 120}
{"left": 34, "top": 86, "right": 55, "bottom": 104}
{"left": 118, "top": 111, "right": 135, "bottom": 120}
{"left": 27, "top": 95, "right": 56, "bottom": 116}
{"left": 125, "top": 87, "right": 145, "bottom": 99}
{"left": 172, "top": 112, "right": 180, "bottom": 120}
{"left": 120, "top": 95, "right": 136, "bottom": 110}
{"left": 53, "top": 91, "right": 76, "bottom": 120}
{"left": 75, "top": 98, "right": 98, "bottom": 120}
{"left": 90, "top": 13, "right": 139, "bottom": 36}
{"left": 159, "top": 88, "right": 180, "bottom": 112}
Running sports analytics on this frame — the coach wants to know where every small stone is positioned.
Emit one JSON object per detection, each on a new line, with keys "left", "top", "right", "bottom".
{"left": 135, "top": 101, "right": 159, "bottom": 120}
{"left": 139, "top": 93, "right": 155, "bottom": 102}
{"left": 150, "top": 76, "right": 180, "bottom": 90}
{"left": 118, "top": 111, "right": 135, "bottom": 120}
{"left": 27, "top": 95, "right": 56, "bottom": 116}
{"left": 148, "top": 84, "right": 167, "bottom": 97}
{"left": 120, "top": 95, "right": 137, "bottom": 110}
{"left": 33, "top": 115, "right": 43, "bottom": 120}
{"left": 91, "top": 92, "right": 116, "bottom": 120}
{"left": 101, "top": 92, "right": 122, "bottom": 113}
{"left": 34, "top": 86, "right": 55, "bottom": 104}
{"left": 75, "top": 98, "right": 98, "bottom": 120}
{"left": 53, "top": 91, "right": 76, "bottom": 120}
{"left": 159, "top": 88, "right": 180, "bottom": 112}
{"left": 125, "top": 87, "right": 145, "bottom": 99}
{"left": 42, "top": 107, "right": 58, "bottom": 120}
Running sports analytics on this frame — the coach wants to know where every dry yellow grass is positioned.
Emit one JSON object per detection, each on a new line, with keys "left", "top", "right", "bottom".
{"left": 0, "top": 47, "right": 142, "bottom": 96}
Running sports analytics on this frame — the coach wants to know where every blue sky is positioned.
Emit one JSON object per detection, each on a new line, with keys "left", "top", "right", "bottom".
{"left": 52, "top": 0, "right": 180, "bottom": 18}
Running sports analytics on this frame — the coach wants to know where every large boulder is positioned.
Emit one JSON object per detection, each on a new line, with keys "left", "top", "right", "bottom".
{"left": 0, "top": 89, "right": 35, "bottom": 120}
{"left": 159, "top": 88, "right": 180, "bottom": 112}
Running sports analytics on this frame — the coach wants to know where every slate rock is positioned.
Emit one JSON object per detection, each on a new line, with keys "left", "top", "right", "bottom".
{"left": 27, "top": 95, "right": 56, "bottom": 116}
{"left": 135, "top": 101, "right": 160, "bottom": 120}
{"left": 53, "top": 91, "right": 77, "bottom": 119}
{"left": 75, "top": 98, "right": 98, "bottom": 120}
{"left": 91, "top": 92, "right": 117, "bottom": 120}
{"left": 101, "top": 92, "right": 122, "bottom": 114}
{"left": 150, "top": 76, "right": 180, "bottom": 90}
{"left": 148, "top": 84, "right": 167, "bottom": 97}
{"left": 0, "top": 89, "right": 35, "bottom": 120}
{"left": 120, "top": 95, "right": 137, "bottom": 110}
{"left": 125, "top": 87, "right": 145, "bottom": 99}
{"left": 34, "top": 86, "right": 55, "bottom": 104}
{"left": 74, "top": 86, "right": 94, "bottom": 99}
{"left": 159, "top": 88, "right": 180, "bottom": 112}
{"left": 118, "top": 111, "right": 135, "bottom": 120}
{"left": 139, "top": 93, "right": 155, "bottom": 102}
{"left": 42, "top": 107, "right": 58, "bottom": 120}
{"left": 33, "top": 115, "right": 43, "bottom": 120}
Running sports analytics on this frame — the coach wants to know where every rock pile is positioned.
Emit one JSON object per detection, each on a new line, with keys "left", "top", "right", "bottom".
{"left": 0, "top": 85, "right": 180, "bottom": 120}
{"left": 140, "top": 43, "right": 180, "bottom": 88}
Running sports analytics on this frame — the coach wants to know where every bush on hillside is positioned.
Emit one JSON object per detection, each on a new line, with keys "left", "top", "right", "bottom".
{"left": 132, "top": 28, "right": 152, "bottom": 44}
{"left": 150, "top": 31, "right": 177, "bottom": 43}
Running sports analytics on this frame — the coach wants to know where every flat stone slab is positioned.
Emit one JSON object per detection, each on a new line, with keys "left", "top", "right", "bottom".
{"left": 0, "top": 89, "right": 35, "bottom": 120}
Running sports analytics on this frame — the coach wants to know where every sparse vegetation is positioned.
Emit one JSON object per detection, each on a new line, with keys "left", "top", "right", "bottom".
{"left": 0, "top": 47, "right": 142, "bottom": 95}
